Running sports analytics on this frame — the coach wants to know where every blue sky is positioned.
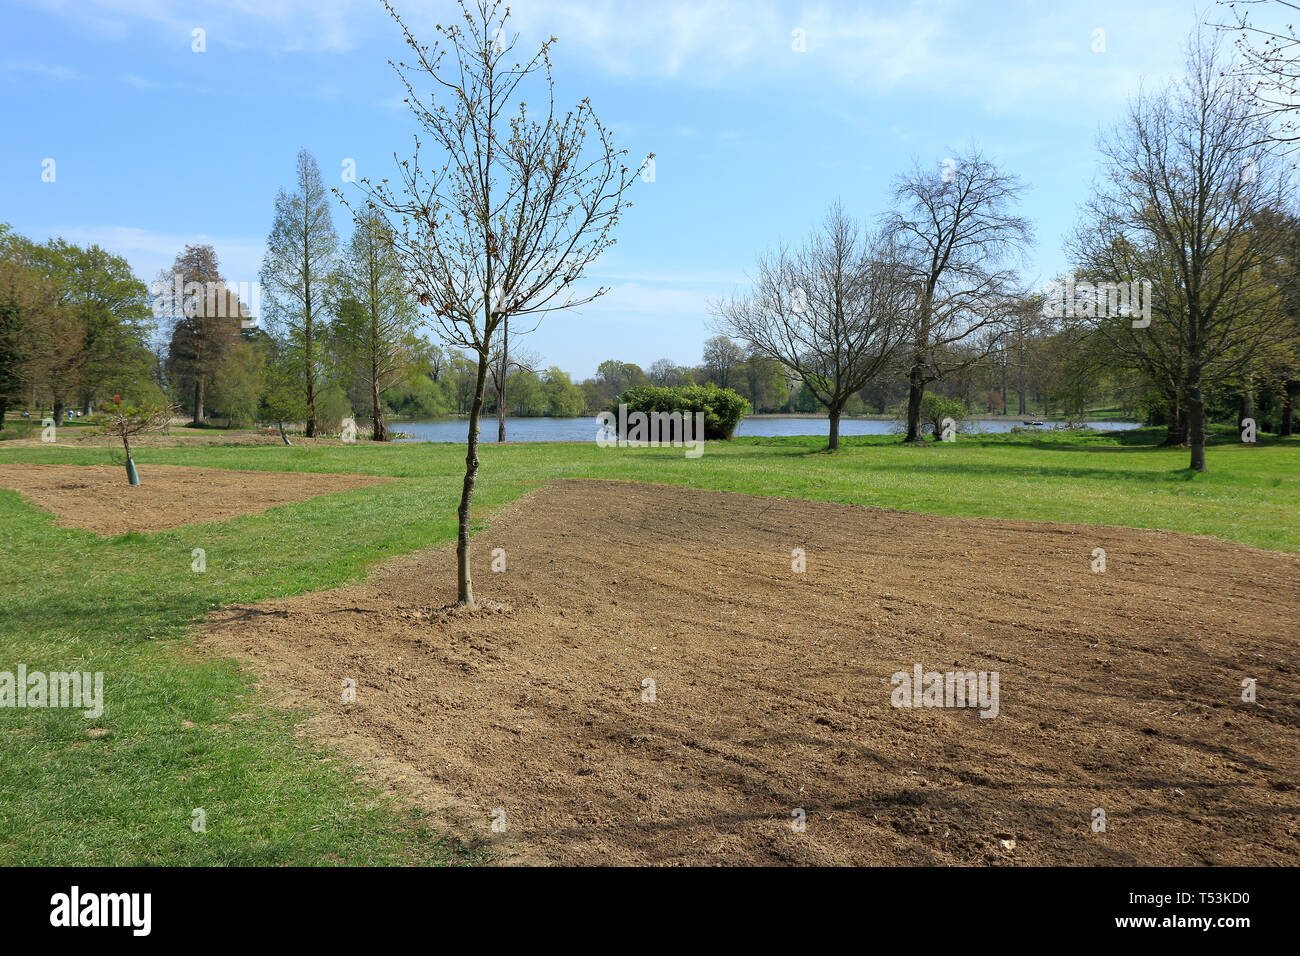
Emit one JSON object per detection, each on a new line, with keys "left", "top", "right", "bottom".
{"left": 0, "top": 0, "right": 1260, "bottom": 378}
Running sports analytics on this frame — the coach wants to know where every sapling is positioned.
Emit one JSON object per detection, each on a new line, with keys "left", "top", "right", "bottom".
{"left": 95, "top": 397, "right": 177, "bottom": 485}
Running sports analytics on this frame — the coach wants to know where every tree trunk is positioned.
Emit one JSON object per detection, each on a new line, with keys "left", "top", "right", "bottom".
{"left": 278, "top": 420, "right": 292, "bottom": 445}
{"left": 193, "top": 377, "right": 206, "bottom": 425}
{"left": 497, "top": 317, "right": 508, "bottom": 443}
{"left": 456, "top": 353, "right": 490, "bottom": 607}
{"left": 1237, "top": 388, "right": 1255, "bottom": 434}
{"left": 1187, "top": 383, "right": 1207, "bottom": 472}
{"left": 371, "top": 360, "right": 386, "bottom": 442}
{"left": 828, "top": 403, "right": 842, "bottom": 452}
{"left": 1281, "top": 382, "right": 1296, "bottom": 437}
{"left": 1162, "top": 396, "right": 1186, "bottom": 446}
{"left": 904, "top": 362, "right": 925, "bottom": 442}
{"left": 304, "top": 338, "right": 317, "bottom": 438}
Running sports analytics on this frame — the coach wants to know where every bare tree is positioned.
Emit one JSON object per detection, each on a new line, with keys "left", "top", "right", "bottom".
{"left": 488, "top": 343, "right": 539, "bottom": 428}
{"left": 712, "top": 201, "right": 910, "bottom": 451}
{"left": 884, "top": 152, "right": 1032, "bottom": 442}
{"left": 702, "top": 334, "right": 745, "bottom": 389}
{"left": 357, "top": 0, "right": 644, "bottom": 607}
{"left": 1071, "top": 31, "right": 1290, "bottom": 471}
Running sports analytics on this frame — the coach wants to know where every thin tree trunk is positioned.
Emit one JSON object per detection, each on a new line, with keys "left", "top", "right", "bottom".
{"left": 1187, "top": 382, "right": 1207, "bottom": 472}
{"left": 497, "top": 317, "right": 508, "bottom": 443}
{"left": 1162, "top": 395, "right": 1185, "bottom": 446}
{"left": 371, "top": 366, "right": 386, "bottom": 442}
{"left": 457, "top": 353, "right": 490, "bottom": 608}
{"left": 1281, "top": 382, "right": 1296, "bottom": 437}
{"left": 304, "top": 321, "right": 317, "bottom": 438}
{"left": 828, "top": 403, "right": 842, "bottom": 452}
{"left": 1237, "top": 387, "right": 1255, "bottom": 433}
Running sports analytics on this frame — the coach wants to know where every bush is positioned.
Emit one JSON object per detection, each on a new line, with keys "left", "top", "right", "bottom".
{"left": 613, "top": 383, "right": 750, "bottom": 440}
{"left": 919, "top": 393, "right": 967, "bottom": 440}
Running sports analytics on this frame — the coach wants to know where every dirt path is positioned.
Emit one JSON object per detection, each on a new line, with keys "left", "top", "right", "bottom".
{"left": 203, "top": 479, "right": 1300, "bottom": 865}
{"left": 0, "top": 463, "right": 391, "bottom": 535}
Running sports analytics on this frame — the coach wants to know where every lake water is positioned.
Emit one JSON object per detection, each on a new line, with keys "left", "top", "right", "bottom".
{"left": 393, "top": 416, "right": 1141, "bottom": 443}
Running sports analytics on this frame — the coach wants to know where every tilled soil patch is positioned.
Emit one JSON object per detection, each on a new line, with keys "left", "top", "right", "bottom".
{"left": 203, "top": 479, "right": 1300, "bottom": 865}
{"left": 0, "top": 463, "right": 391, "bottom": 535}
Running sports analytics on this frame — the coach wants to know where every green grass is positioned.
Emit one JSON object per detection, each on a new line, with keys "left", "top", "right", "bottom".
{"left": 1, "top": 424, "right": 1297, "bottom": 865}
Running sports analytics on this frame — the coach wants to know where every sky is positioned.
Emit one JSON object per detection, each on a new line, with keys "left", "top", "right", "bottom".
{"left": 0, "top": 0, "right": 1277, "bottom": 378}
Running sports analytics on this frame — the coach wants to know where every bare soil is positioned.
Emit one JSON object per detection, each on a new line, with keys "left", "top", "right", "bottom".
{"left": 202, "top": 479, "right": 1300, "bottom": 865}
{"left": 0, "top": 463, "right": 390, "bottom": 535}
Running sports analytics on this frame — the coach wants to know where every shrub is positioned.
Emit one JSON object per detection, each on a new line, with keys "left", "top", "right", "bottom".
{"left": 613, "top": 383, "right": 750, "bottom": 440}
{"left": 919, "top": 393, "right": 968, "bottom": 440}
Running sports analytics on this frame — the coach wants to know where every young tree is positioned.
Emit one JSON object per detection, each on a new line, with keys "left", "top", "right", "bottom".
{"left": 1071, "top": 31, "right": 1290, "bottom": 471}
{"left": 712, "top": 201, "right": 911, "bottom": 451}
{"left": 334, "top": 211, "right": 418, "bottom": 441}
{"left": 356, "top": 0, "right": 643, "bottom": 607}
{"left": 884, "top": 152, "right": 1032, "bottom": 442}
{"left": 262, "top": 149, "right": 338, "bottom": 437}
{"left": 94, "top": 397, "right": 177, "bottom": 485}
{"left": 209, "top": 338, "right": 267, "bottom": 427}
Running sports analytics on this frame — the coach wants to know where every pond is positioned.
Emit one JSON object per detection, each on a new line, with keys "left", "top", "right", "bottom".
{"left": 392, "top": 416, "right": 1141, "bottom": 443}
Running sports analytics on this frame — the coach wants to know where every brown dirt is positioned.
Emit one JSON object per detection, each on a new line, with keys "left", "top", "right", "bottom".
{"left": 0, "top": 429, "right": 359, "bottom": 449}
{"left": 0, "top": 463, "right": 391, "bottom": 535}
{"left": 201, "top": 479, "right": 1300, "bottom": 865}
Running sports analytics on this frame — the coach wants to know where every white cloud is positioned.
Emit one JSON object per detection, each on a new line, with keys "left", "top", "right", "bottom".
{"left": 2, "top": 60, "right": 79, "bottom": 81}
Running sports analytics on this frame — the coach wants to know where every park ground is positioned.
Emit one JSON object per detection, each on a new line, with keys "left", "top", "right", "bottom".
{"left": 0, "top": 427, "right": 1297, "bottom": 864}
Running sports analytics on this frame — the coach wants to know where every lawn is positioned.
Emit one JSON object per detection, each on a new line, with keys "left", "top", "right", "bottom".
{"left": 0, "top": 425, "right": 1296, "bottom": 864}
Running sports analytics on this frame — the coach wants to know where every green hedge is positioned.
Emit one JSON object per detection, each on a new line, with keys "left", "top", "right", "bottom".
{"left": 612, "top": 383, "right": 750, "bottom": 440}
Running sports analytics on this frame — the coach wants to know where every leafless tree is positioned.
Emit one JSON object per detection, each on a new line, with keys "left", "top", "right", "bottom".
{"left": 488, "top": 343, "right": 539, "bottom": 429}
{"left": 1071, "top": 30, "right": 1290, "bottom": 471}
{"left": 712, "top": 201, "right": 911, "bottom": 451}
{"left": 357, "top": 0, "right": 644, "bottom": 606}
{"left": 884, "top": 151, "right": 1032, "bottom": 442}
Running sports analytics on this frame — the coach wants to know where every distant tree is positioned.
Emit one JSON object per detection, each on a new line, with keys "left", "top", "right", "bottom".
{"left": 161, "top": 244, "right": 241, "bottom": 425}
{"left": 1070, "top": 32, "right": 1289, "bottom": 471}
{"left": 0, "top": 226, "right": 40, "bottom": 427}
{"left": 261, "top": 353, "right": 309, "bottom": 444}
{"left": 712, "top": 201, "right": 912, "bottom": 450}
{"left": 209, "top": 338, "right": 267, "bottom": 427}
{"left": 262, "top": 148, "right": 339, "bottom": 437}
{"left": 541, "top": 366, "right": 586, "bottom": 416}
{"left": 60, "top": 243, "right": 153, "bottom": 414}
{"left": 647, "top": 357, "right": 682, "bottom": 387}
{"left": 334, "top": 211, "right": 417, "bottom": 441}
{"left": 884, "top": 151, "right": 1032, "bottom": 442}
{"left": 595, "top": 360, "right": 648, "bottom": 403}
{"left": 743, "top": 352, "right": 790, "bottom": 412}
{"left": 702, "top": 335, "right": 745, "bottom": 389}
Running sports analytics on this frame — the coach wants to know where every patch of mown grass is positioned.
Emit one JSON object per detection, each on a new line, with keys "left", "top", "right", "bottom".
{"left": 0, "top": 425, "right": 1296, "bottom": 864}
